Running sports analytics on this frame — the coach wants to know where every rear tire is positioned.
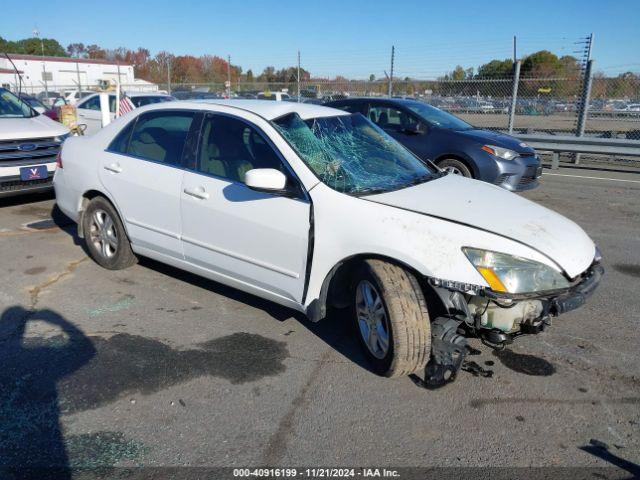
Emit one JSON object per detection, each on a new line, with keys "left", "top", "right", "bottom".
{"left": 82, "top": 196, "right": 137, "bottom": 270}
{"left": 438, "top": 158, "right": 473, "bottom": 178}
{"left": 351, "top": 260, "right": 431, "bottom": 378}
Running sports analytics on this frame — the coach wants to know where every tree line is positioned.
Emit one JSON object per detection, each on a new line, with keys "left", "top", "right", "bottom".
{"left": 1, "top": 35, "right": 637, "bottom": 98}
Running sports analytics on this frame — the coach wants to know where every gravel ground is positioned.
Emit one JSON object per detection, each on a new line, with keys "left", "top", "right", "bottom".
{"left": 0, "top": 167, "right": 638, "bottom": 478}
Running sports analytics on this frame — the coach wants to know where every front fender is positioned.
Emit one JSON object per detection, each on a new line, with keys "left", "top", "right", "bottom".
{"left": 303, "top": 183, "right": 557, "bottom": 314}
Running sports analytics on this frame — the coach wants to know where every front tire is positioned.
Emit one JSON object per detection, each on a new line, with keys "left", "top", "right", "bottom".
{"left": 352, "top": 260, "right": 431, "bottom": 378}
{"left": 82, "top": 196, "right": 137, "bottom": 270}
{"left": 437, "top": 158, "right": 473, "bottom": 178}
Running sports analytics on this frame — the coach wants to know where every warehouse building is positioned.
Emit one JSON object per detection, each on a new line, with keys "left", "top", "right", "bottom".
{"left": 0, "top": 54, "right": 136, "bottom": 94}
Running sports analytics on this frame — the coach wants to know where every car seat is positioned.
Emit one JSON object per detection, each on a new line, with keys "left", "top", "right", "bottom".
{"left": 129, "top": 128, "right": 167, "bottom": 162}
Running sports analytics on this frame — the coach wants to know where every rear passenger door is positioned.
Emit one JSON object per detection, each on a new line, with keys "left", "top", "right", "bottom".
{"left": 180, "top": 112, "right": 310, "bottom": 304}
{"left": 99, "top": 109, "right": 197, "bottom": 259}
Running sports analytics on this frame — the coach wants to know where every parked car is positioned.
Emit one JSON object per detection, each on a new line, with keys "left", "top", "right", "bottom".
{"left": 62, "top": 90, "right": 95, "bottom": 105}
{"left": 17, "top": 94, "right": 47, "bottom": 114}
{"left": 54, "top": 100, "right": 602, "bottom": 386}
{"left": 256, "top": 91, "right": 291, "bottom": 101}
{"left": 0, "top": 88, "right": 69, "bottom": 197}
{"left": 326, "top": 98, "right": 542, "bottom": 191}
{"left": 75, "top": 92, "right": 176, "bottom": 135}
{"left": 36, "top": 91, "right": 64, "bottom": 108}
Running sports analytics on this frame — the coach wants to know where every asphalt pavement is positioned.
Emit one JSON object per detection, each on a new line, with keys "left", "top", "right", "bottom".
{"left": 0, "top": 166, "right": 638, "bottom": 477}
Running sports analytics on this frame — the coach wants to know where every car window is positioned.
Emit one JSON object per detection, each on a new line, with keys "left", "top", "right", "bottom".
{"left": 368, "top": 105, "right": 418, "bottom": 132}
{"left": 127, "top": 110, "right": 195, "bottom": 166}
{"left": 197, "top": 114, "right": 287, "bottom": 183}
{"left": 78, "top": 96, "right": 100, "bottom": 111}
{"left": 333, "top": 102, "right": 363, "bottom": 114}
{"left": 130, "top": 96, "right": 173, "bottom": 108}
{"left": 108, "top": 118, "right": 137, "bottom": 154}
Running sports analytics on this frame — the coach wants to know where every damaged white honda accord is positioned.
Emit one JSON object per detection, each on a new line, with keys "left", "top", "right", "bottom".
{"left": 53, "top": 100, "right": 603, "bottom": 386}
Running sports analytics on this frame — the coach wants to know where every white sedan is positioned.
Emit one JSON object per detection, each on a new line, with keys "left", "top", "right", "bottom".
{"left": 75, "top": 92, "right": 175, "bottom": 135}
{"left": 53, "top": 100, "right": 602, "bottom": 386}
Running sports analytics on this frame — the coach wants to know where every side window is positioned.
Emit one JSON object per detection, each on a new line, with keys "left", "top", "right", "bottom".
{"left": 334, "top": 103, "right": 362, "bottom": 114}
{"left": 109, "top": 95, "right": 116, "bottom": 113}
{"left": 197, "top": 114, "right": 287, "bottom": 183}
{"left": 127, "top": 110, "right": 195, "bottom": 165}
{"left": 108, "top": 118, "right": 137, "bottom": 154}
{"left": 368, "top": 105, "right": 418, "bottom": 132}
{"left": 78, "top": 96, "right": 100, "bottom": 111}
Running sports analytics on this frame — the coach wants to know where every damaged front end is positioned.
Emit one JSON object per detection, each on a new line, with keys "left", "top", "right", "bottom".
{"left": 419, "top": 260, "right": 603, "bottom": 387}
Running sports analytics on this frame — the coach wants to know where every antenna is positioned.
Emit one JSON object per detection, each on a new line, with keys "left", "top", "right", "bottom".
{"left": 4, "top": 53, "right": 25, "bottom": 100}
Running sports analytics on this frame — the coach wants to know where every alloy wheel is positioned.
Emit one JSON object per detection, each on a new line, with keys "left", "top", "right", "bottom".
{"left": 355, "top": 280, "right": 390, "bottom": 359}
{"left": 88, "top": 209, "right": 118, "bottom": 259}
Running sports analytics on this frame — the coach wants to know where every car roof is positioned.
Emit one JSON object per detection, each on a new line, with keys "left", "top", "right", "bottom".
{"left": 193, "top": 99, "right": 348, "bottom": 120}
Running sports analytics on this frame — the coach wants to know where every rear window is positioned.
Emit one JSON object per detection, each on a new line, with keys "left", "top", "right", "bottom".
{"left": 130, "top": 96, "right": 174, "bottom": 108}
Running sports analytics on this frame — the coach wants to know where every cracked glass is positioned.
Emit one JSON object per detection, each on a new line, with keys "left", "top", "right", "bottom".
{"left": 272, "top": 112, "right": 439, "bottom": 195}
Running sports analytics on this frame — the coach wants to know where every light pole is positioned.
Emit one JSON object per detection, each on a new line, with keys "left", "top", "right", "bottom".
{"left": 33, "top": 29, "right": 49, "bottom": 100}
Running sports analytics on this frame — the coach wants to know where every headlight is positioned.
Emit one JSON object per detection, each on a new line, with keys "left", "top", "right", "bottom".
{"left": 463, "top": 247, "right": 569, "bottom": 294}
{"left": 482, "top": 144, "right": 518, "bottom": 160}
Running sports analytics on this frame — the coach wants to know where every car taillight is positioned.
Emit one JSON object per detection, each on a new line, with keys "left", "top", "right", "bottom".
{"left": 55, "top": 151, "right": 63, "bottom": 169}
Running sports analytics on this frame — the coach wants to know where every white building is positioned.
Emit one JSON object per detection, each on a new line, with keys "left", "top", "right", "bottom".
{"left": 0, "top": 54, "right": 136, "bottom": 94}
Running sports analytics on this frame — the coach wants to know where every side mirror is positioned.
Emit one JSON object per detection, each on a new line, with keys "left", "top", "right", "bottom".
{"left": 244, "top": 168, "right": 287, "bottom": 193}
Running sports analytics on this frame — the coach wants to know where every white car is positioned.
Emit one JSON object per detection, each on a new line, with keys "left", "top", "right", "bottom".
{"left": 257, "top": 92, "right": 292, "bottom": 101}
{"left": 62, "top": 90, "right": 95, "bottom": 105}
{"left": 75, "top": 92, "right": 175, "bottom": 135}
{"left": 0, "top": 88, "right": 69, "bottom": 197}
{"left": 53, "top": 100, "right": 602, "bottom": 385}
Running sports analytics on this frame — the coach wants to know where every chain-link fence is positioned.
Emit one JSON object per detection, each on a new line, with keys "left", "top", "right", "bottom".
{"left": 8, "top": 64, "right": 639, "bottom": 142}
{"left": 162, "top": 70, "right": 639, "bottom": 141}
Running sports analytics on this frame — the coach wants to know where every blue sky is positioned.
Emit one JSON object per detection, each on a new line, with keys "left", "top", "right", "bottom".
{"left": 3, "top": 0, "right": 639, "bottom": 78}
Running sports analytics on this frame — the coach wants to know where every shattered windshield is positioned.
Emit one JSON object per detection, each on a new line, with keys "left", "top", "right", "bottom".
{"left": 272, "top": 112, "right": 438, "bottom": 195}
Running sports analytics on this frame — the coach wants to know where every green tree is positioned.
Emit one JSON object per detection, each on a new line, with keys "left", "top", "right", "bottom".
{"left": 477, "top": 59, "right": 513, "bottom": 78}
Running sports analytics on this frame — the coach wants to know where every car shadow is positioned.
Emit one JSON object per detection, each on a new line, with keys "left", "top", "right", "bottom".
{"left": 0, "top": 306, "right": 96, "bottom": 479}
{"left": 0, "top": 191, "right": 55, "bottom": 208}
{"left": 137, "top": 257, "right": 374, "bottom": 374}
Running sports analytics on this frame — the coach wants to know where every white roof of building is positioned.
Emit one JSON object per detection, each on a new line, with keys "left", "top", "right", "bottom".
{"left": 195, "top": 99, "right": 347, "bottom": 120}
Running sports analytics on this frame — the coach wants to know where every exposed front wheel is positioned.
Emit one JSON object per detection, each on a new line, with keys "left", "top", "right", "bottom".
{"left": 352, "top": 260, "right": 431, "bottom": 378}
{"left": 437, "top": 158, "right": 473, "bottom": 178}
{"left": 82, "top": 196, "right": 137, "bottom": 270}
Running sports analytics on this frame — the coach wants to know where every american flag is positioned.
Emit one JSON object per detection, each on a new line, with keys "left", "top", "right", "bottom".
{"left": 118, "top": 93, "right": 135, "bottom": 116}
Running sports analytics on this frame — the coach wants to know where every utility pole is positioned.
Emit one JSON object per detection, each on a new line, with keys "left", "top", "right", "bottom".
{"left": 34, "top": 29, "right": 49, "bottom": 100}
{"left": 513, "top": 35, "right": 517, "bottom": 63}
{"left": 167, "top": 57, "right": 171, "bottom": 94}
{"left": 227, "top": 55, "right": 232, "bottom": 98}
{"left": 297, "top": 50, "right": 301, "bottom": 102}
{"left": 75, "top": 61, "right": 82, "bottom": 99}
{"left": 387, "top": 45, "right": 395, "bottom": 97}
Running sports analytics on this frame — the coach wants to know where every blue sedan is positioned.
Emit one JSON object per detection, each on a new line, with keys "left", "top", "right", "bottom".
{"left": 325, "top": 98, "right": 542, "bottom": 191}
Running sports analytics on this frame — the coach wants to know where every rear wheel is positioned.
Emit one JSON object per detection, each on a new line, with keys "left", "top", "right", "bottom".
{"left": 82, "top": 196, "right": 137, "bottom": 270}
{"left": 352, "top": 260, "right": 431, "bottom": 378}
{"left": 437, "top": 158, "right": 473, "bottom": 178}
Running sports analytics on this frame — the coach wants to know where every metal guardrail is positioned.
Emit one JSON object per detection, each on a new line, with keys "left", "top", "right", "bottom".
{"left": 517, "top": 134, "right": 640, "bottom": 169}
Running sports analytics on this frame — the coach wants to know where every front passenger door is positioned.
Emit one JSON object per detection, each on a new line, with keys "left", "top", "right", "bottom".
{"left": 180, "top": 113, "right": 310, "bottom": 304}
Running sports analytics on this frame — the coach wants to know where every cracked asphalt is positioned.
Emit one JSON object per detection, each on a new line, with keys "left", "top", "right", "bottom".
{"left": 0, "top": 166, "right": 638, "bottom": 476}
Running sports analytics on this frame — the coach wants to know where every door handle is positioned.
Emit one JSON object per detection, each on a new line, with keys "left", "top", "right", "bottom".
{"left": 183, "top": 187, "right": 209, "bottom": 200}
{"left": 78, "top": 113, "right": 86, "bottom": 117}
{"left": 104, "top": 164, "right": 122, "bottom": 174}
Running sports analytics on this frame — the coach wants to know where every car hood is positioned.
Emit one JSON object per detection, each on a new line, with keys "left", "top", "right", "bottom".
{"left": 0, "top": 115, "right": 68, "bottom": 141}
{"left": 455, "top": 128, "right": 535, "bottom": 154}
{"left": 364, "top": 174, "right": 595, "bottom": 278}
